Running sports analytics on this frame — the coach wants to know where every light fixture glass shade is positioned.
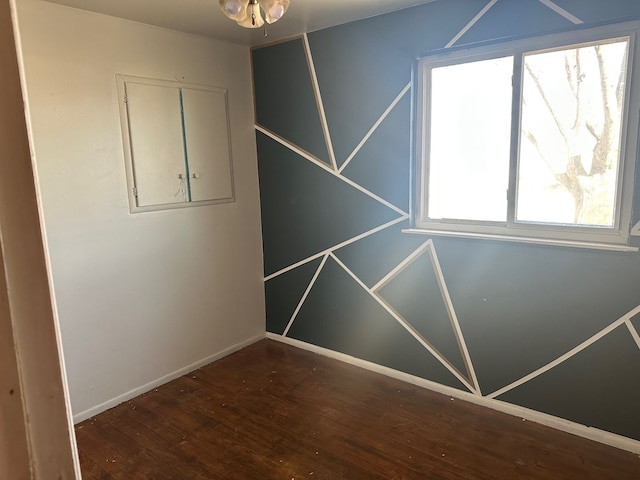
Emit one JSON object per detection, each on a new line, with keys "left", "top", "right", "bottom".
{"left": 236, "top": 0, "right": 264, "bottom": 28}
{"left": 219, "top": 0, "right": 249, "bottom": 21}
{"left": 259, "top": 0, "right": 290, "bottom": 24}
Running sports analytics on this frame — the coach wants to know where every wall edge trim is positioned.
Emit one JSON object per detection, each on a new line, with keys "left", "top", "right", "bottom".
{"left": 266, "top": 333, "right": 640, "bottom": 455}
{"left": 72, "top": 333, "right": 266, "bottom": 424}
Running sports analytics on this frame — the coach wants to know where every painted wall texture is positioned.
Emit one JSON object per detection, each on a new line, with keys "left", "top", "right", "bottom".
{"left": 15, "top": 0, "right": 266, "bottom": 421}
{"left": 253, "top": 0, "right": 640, "bottom": 445}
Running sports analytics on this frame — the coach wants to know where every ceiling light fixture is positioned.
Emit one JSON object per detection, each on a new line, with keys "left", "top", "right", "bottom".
{"left": 219, "top": 0, "right": 290, "bottom": 33}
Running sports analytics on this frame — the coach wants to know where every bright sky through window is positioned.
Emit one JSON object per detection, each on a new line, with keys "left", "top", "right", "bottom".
{"left": 517, "top": 39, "right": 628, "bottom": 227}
{"left": 428, "top": 57, "right": 512, "bottom": 222}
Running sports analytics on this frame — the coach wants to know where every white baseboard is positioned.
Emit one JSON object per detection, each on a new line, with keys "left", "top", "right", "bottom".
{"left": 267, "top": 333, "right": 640, "bottom": 455}
{"left": 73, "top": 333, "right": 265, "bottom": 424}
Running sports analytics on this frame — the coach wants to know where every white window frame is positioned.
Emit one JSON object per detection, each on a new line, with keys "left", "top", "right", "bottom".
{"left": 410, "top": 21, "right": 640, "bottom": 252}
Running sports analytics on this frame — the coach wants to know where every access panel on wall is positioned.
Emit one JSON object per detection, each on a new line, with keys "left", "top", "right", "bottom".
{"left": 116, "top": 75, "right": 234, "bottom": 212}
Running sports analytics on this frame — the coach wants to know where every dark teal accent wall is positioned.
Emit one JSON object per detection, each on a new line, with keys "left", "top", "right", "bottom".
{"left": 253, "top": 40, "right": 330, "bottom": 164}
{"left": 253, "top": 0, "right": 640, "bottom": 444}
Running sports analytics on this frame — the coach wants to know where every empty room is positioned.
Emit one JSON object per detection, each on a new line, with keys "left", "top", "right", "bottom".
{"left": 3, "top": 0, "right": 640, "bottom": 478}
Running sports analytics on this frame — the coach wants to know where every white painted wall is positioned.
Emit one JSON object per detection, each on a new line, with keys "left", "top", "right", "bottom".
{"left": 14, "top": 0, "right": 265, "bottom": 421}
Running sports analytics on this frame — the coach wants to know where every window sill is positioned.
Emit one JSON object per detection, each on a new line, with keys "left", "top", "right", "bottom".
{"left": 402, "top": 228, "right": 639, "bottom": 253}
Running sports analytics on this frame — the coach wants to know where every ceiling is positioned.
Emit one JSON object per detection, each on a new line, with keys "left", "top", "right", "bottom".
{"left": 43, "top": 0, "right": 435, "bottom": 46}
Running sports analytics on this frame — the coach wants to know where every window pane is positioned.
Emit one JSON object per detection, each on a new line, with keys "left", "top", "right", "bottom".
{"left": 517, "top": 39, "right": 629, "bottom": 227}
{"left": 428, "top": 56, "right": 513, "bottom": 222}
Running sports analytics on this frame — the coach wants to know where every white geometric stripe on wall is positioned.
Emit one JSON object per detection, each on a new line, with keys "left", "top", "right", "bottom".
{"left": 256, "top": 125, "right": 332, "bottom": 174}
{"left": 276, "top": 234, "right": 479, "bottom": 393}
{"left": 339, "top": 82, "right": 411, "bottom": 173}
{"left": 256, "top": 126, "right": 407, "bottom": 218}
{"left": 538, "top": 0, "right": 583, "bottom": 24}
{"left": 255, "top": 125, "right": 409, "bottom": 226}
{"left": 264, "top": 215, "right": 407, "bottom": 282}
{"left": 626, "top": 319, "right": 640, "bottom": 352}
{"left": 329, "top": 251, "right": 478, "bottom": 393}
{"left": 282, "top": 254, "right": 329, "bottom": 336}
{"left": 303, "top": 33, "right": 338, "bottom": 171}
{"left": 445, "top": 0, "right": 499, "bottom": 48}
{"left": 488, "top": 304, "right": 640, "bottom": 399}
{"left": 259, "top": 45, "right": 416, "bottom": 283}
{"left": 446, "top": 0, "right": 583, "bottom": 49}
{"left": 372, "top": 239, "right": 481, "bottom": 393}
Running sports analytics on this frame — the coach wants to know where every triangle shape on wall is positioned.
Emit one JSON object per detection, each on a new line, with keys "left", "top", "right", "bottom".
{"left": 265, "top": 258, "right": 324, "bottom": 335}
{"left": 307, "top": 0, "right": 488, "bottom": 166}
{"left": 430, "top": 237, "right": 640, "bottom": 395}
{"left": 287, "top": 256, "right": 469, "bottom": 391}
{"left": 252, "top": 39, "right": 331, "bottom": 166}
{"left": 376, "top": 244, "right": 473, "bottom": 386}
{"left": 341, "top": 93, "right": 411, "bottom": 211}
{"left": 333, "top": 219, "right": 427, "bottom": 288}
{"left": 497, "top": 325, "right": 640, "bottom": 441}
{"left": 257, "top": 132, "right": 400, "bottom": 277}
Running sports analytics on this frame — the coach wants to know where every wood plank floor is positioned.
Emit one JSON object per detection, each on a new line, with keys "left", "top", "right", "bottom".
{"left": 76, "top": 339, "right": 640, "bottom": 479}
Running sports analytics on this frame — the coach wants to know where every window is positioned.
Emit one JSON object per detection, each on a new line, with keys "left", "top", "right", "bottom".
{"left": 117, "top": 75, "right": 234, "bottom": 213}
{"left": 414, "top": 22, "right": 640, "bottom": 250}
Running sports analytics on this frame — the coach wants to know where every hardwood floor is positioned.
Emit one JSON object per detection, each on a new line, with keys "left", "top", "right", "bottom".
{"left": 76, "top": 339, "right": 640, "bottom": 479}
